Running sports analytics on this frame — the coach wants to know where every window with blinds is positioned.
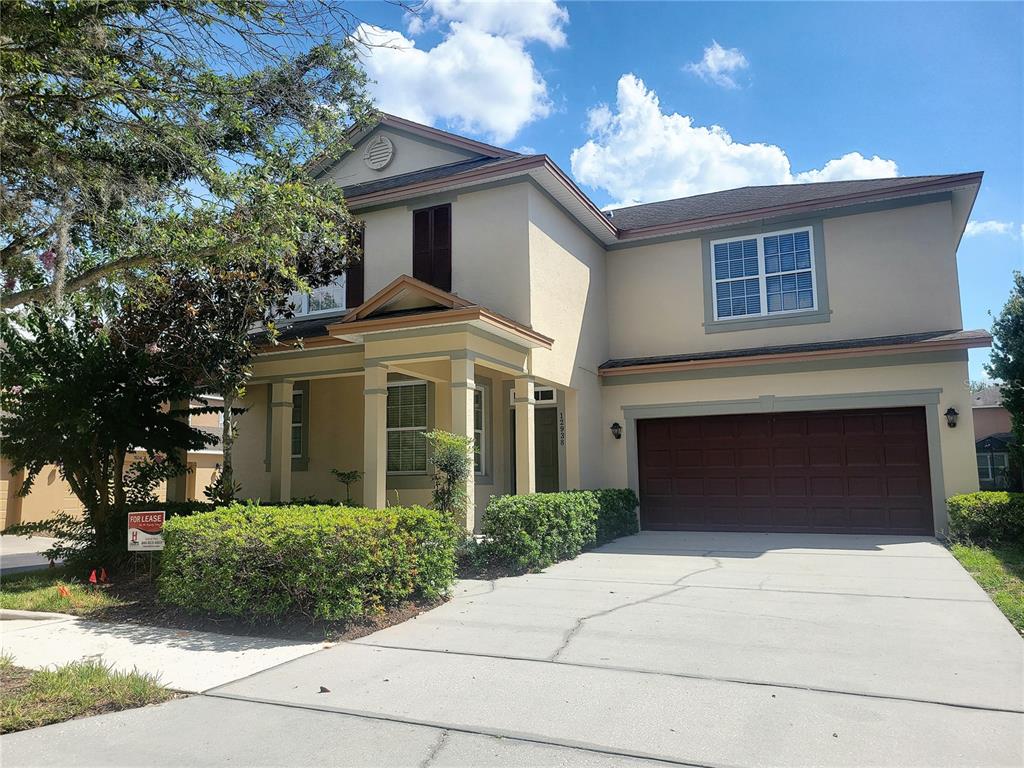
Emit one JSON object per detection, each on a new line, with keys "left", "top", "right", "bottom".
{"left": 387, "top": 382, "right": 428, "bottom": 473}
{"left": 712, "top": 226, "right": 817, "bottom": 320}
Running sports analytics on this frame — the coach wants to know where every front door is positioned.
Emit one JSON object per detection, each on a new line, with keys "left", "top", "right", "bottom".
{"left": 509, "top": 407, "right": 561, "bottom": 493}
{"left": 534, "top": 407, "right": 559, "bottom": 492}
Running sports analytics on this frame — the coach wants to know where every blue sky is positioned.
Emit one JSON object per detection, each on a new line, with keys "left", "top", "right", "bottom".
{"left": 351, "top": 1, "right": 1022, "bottom": 380}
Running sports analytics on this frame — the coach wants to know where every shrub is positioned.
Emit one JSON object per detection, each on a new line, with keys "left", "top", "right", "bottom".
{"left": 480, "top": 489, "right": 639, "bottom": 572}
{"left": 592, "top": 488, "right": 640, "bottom": 544}
{"left": 947, "top": 492, "right": 1024, "bottom": 545}
{"left": 158, "top": 503, "right": 458, "bottom": 621}
{"left": 424, "top": 429, "right": 473, "bottom": 530}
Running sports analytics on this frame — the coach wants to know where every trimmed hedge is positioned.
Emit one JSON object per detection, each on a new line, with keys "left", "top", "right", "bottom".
{"left": 158, "top": 503, "right": 458, "bottom": 621}
{"left": 481, "top": 489, "right": 639, "bottom": 571}
{"left": 592, "top": 488, "right": 641, "bottom": 545}
{"left": 947, "top": 492, "right": 1024, "bottom": 545}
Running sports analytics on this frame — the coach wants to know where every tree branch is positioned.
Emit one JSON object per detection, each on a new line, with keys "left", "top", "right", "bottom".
{"left": 1, "top": 238, "right": 253, "bottom": 308}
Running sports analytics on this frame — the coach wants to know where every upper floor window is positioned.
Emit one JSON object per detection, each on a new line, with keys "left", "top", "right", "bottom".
{"left": 413, "top": 204, "right": 452, "bottom": 292}
{"left": 289, "top": 274, "right": 347, "bottom": 317}
{"left": 712, "top": 227, "right": 816, "bottom": 320}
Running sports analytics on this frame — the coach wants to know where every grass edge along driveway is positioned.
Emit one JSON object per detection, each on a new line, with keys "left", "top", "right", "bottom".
{"left": 950, "top": 542, "right": 1024, "bottom": 635}
{"left": 0, "top": 655, "right": 175, "bottom": 734}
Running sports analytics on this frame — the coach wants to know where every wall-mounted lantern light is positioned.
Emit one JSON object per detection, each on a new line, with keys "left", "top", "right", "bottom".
{"left": 610, "top": 422, "right": 623, "bottom": 440}
{"left": 944, "top": 407, "right": 959, "bottom": 428}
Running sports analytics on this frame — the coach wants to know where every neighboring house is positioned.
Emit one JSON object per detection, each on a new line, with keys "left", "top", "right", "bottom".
{"left": 231, "top": 114, "right": 989, "bottom": 537}
{"left": 1, "top": 399, "right": 223, "bottom": 530}
{"left": 972, "top": 384, "right": 1017, "bottom": 490}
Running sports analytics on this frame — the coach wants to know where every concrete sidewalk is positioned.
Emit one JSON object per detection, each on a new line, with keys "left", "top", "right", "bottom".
{"left": 0, "top": 613, "right": 326, "bottom": 692}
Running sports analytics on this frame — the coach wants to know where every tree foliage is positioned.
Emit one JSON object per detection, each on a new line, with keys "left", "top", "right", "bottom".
{"left": 1, "top": 0, "right": 376, "bottom": 305}
{"left": 988, "top": 271, "right": 1024, "bottom": 469}
{"left": 0, "top": 301, "right": 217, "bottom": 567}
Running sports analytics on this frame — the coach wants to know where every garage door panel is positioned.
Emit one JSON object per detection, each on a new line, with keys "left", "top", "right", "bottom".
{"left": 637, "top": 407, "right": 932, "bottom": 535}
{"left": 739, "top": 477, "right": 771, "bottom": 496}
{"left": 808, "top": 445, "right": 843, "bottom": 467}
{"left": 701, "top": 419, "right": 736, "bottom": 439}
{"left": 809, "top": 476, "right": 844, "bottom": 496}
{"left": 887, "top": 475, "right": 926, "bottom": 497}
{"left": 846, "top": 445, "right": 884, "bottom": 466}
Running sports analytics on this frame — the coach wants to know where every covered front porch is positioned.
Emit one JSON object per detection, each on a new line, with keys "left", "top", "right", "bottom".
{"left": 236, "top": 276, "right": 579, "bottom": 530}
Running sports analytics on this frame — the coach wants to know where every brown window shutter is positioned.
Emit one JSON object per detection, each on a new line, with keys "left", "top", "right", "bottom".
{"left": 432, "top": 204, "right": 452, "bottom": 292}
{"left": 346, "top": 225, "right": 365, "bottom": 308}
{"left": 411, "top": 204, "right": 452, "bottom": 291}
{"left": 412, "top": 208, "right": 433, "bottom": 285}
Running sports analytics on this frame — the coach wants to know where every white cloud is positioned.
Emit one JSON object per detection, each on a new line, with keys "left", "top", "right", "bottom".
{"left": 686, "top": 41, "right": 749, "bottom": 89}
{"left": 407, "top": 0, "right": 569, "bottom": 48}
{"left": 570, "top": 74, "right": 900, "bottom": 206}
{"left": 964, "top": 219, "right": 1016, "bottom": 237}
{"left": 354, "top": 14, "right": 561, "bottom": 144}
{"left": 793, "top": 152, "right": 899, "bottom": 183}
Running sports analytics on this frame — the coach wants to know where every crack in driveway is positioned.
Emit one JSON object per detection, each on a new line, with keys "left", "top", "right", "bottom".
{"left": 418, "top": 729, "right": 449, "bottom": 768}
{"left": 549, "top": 559, "right": 723, "bottom": 661}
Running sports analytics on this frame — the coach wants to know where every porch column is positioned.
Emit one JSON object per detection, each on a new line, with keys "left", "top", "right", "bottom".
{"left": 268, "top": 381, "right": 293, "bottom": 502}
{"left": 450, "top": 354, "right": 476, "bottom": 530}
{"left": 363, "top": 363, "right": 388, "bottom": 509}
{"left": 514, "top": 377, "right": 536, "bottom": 494}
{"left": 166, "top": 399, "right": 189, "bottom": 502}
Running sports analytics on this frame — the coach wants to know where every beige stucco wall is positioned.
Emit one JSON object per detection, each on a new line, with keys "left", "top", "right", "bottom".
{"left": 606, "top": 200, "right": 964, "bottom": 359}
{"left": 322, "top": 128, "right": 476, "bottom": 188}
{"left": 525, "top": 185, "right": 609, "bottom": 488}
{"left": 358, "top": 182, "right": 532, "bottom": 324}
{"left": 601, "top": 356, "right": 980, "bottom": 532}
{"left": 1, "top": 451, "right": 218, "bottom": 530}
{"left": 973, "top": 406, "right": 1012, "bottom": 440}
{"left": 1, "top": 458, "right": 83, "bottom": 529}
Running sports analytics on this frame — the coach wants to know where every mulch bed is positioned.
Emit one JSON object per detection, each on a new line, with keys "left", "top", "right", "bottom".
{"left": 84, "top": 576, "right": 445, "bottom": 643}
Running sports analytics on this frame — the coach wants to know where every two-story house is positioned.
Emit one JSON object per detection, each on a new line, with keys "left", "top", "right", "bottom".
{"left": 221, "top": 114, "right": 988, "bottom": 537}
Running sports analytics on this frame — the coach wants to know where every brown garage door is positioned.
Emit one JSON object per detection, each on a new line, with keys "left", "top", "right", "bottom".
{"left": 637, "top": 407, "right": 933, "bottom": 534}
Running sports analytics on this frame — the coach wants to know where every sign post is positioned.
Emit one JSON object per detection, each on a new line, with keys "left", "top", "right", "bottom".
{"left": 127, "top": 511, "right": 165, "bottom": 552}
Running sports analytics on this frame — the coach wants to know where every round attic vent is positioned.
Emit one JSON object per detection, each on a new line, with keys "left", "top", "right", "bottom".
{"left": 364, "top": 135, "right": 395, "bottom": 171}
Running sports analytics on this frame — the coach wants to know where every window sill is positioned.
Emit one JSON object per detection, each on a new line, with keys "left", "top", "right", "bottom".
{"left": 704, "top": 308, "right": 832, "bottom": 334}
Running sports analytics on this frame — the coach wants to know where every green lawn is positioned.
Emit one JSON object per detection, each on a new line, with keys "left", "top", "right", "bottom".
{"left": 0, "top": 655, "right": 173, "bottom": 733}
{"left": 0, "top": 569, "right": 123, "bottom": 615}
{"left": 951, "top": 543, "right": 1024, "bottom": 634}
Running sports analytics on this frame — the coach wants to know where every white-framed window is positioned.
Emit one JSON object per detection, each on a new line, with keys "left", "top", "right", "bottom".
{"left": 289, "top": 274, "right": 347, "bottom": 317}
{"left": 387, "top": 381, "right": 428, "bottom": 474}
{"left": 473, "top": 387, "right": 485, "bottom": 475}
{"left": 712, "top": 227, "right": 817, "bottom": 320}
{"left": 977, "top": 451, "right": 1009, "bottom": 485}
{"left": 290, "top": 389, "right": 304, "bottom": 458}
{"left": 507, "top": 386, "right": 556, "bottom": 405}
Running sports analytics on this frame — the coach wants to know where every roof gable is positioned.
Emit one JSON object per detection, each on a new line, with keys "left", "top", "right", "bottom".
{"left": 341, "top": 275, "right": 474, "bottom": 324}
{"left": 313, "top": 114, "right": 517, "bottom": 188}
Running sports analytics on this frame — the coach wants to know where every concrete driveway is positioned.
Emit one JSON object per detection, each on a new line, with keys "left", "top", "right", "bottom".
{"left": 4, "top": 532, "right": 1022, "bottom": 767}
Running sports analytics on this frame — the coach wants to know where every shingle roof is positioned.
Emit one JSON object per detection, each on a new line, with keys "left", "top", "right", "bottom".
{"left": 972, "top": 384, "right": 1005, "bottom": 408}
{"left": 261, "top": 310, "right": 348, "bottom": 343}
{"left": 599, "top": 329, "right": 991, "bottom": 371}
{"left": 340, "top": 155, "right": 525, "bottom": 199}
{"left": 977, "top": 432, "right": 1015, "bottom": 449}
{"left": 605, "top": 175, "right": 968, "bottom": 231}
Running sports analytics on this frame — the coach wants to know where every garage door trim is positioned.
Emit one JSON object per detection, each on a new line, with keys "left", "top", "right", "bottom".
{"left": 622, "top": 389, "right": 946, "bottom": 536}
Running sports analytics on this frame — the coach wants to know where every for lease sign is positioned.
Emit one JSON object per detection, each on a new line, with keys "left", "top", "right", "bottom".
{"left": 128, "top": 511, "right": 165, "bottom": 551}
